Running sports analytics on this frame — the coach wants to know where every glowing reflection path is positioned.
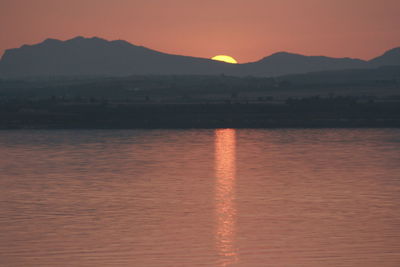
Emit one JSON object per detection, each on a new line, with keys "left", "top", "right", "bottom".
{"left": 215, "top": 129, "right": 238, "bottom": 266}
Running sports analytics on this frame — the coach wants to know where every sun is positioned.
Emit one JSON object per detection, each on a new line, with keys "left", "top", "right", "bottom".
{"left": 211, "top": 55, "right": 238, "bottom": 64}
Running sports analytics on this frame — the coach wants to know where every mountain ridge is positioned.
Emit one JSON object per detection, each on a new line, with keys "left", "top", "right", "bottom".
{"left": 0, "top": 36, "right": 399, "bottom": 78}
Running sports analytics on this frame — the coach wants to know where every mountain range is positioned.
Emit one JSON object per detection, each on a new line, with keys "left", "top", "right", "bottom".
{"left": 0, "top": 36, "right": 399, "bottom": 78}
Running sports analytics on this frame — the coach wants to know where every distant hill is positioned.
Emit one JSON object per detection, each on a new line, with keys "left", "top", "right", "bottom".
{"left": 369, "top": 47, "right": 400, "bottom": 67}
{"left": 234, "top": 52, "right": 367, "bottom": 77}
{"left": 0, "top": 36, "right": 399, "bottom": 78}
{"left": 0, "top": 37, "right": 236, "bottom": 78}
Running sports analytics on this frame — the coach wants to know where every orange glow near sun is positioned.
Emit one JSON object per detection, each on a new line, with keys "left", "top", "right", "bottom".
{"left": 212, "top": 55, "right": 238, "bottom": 64}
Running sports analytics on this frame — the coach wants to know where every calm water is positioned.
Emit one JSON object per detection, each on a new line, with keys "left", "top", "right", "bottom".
{"left": 1, "top": 129, "right": 400, "bottom": 267}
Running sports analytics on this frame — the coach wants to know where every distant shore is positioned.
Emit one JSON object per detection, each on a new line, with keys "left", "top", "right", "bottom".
{"left": 1, "top": 73, "right": 399, "bottom": 129}
{"left": 1, "top": 102, "right": 399, "bottom": 129}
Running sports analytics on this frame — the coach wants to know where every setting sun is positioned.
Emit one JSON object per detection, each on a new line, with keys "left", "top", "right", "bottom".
{"left": 211, "top": 55, "right": 238, "bottom": 64}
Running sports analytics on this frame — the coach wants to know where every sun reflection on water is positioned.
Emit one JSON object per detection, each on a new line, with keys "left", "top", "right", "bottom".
{"left": 215, "top": 129, "right": 238, "bottom": 266}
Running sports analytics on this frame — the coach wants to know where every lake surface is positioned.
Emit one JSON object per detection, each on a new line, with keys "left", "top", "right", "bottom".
{"left": 1, "top": 129, "right": 400, "bottom": 267}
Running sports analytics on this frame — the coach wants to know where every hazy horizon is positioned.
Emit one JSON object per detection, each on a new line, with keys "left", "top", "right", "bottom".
{"left": 1, "top": 0, "right": 399, "bottom": 63}
{"left": 1, "top": 35, "right": 398, "bottom": 65}
{"left": 2, "top": 35, "right": 398, "bottom": 63}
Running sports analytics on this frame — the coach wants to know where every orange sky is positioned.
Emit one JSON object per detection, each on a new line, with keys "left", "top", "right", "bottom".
{"left": 1, "top": 0, "right": 399, "bottom": 63}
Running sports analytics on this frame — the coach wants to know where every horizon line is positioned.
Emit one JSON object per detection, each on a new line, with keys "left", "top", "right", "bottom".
{"left": 0, "top": 35, "right": 398, "bottom": 64}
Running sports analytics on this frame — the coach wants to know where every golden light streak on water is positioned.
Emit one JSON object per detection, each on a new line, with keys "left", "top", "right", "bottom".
{"left": 215, "top": 129, "right": 238, "bottom": 266}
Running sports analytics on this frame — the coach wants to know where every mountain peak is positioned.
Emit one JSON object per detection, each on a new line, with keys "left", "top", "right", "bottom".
{"left": 69, "top": 36, "right": 85, "bottom": 41}
{"left": 271, "top": 51, "right": 300, "bottom": 57}
{"left": 259, "top": 51, "right": 305, "bottom": 62}
{"left": 65, "top": 36, "right": 107, "bottom": 43}
{"left": 370, "top": 46, "right": 400, "bottom": 66}
{"left": 382, "top": 47, "right": 400, "bottom": 56}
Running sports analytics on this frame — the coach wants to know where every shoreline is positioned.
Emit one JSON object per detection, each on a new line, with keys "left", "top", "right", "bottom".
{"left": 1, "top": 103, "right": 399, "bottom": 130}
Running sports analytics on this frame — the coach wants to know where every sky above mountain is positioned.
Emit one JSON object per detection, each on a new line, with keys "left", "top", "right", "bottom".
{"left": 1, "top": 0, "right": 399, "bottom": 63}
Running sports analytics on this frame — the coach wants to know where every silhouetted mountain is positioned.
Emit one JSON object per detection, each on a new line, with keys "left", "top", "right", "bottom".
{"left": 0, "top": 37, "right": 399, "bottom": 78}
{"left": 370, "top": 47, "right": 400, "bottom": 67}
{"left": 235, "top": 52, "right": 367, "bottom": 76}
{"left": 0, "top": 36, "right": 235, "bottom": 78}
